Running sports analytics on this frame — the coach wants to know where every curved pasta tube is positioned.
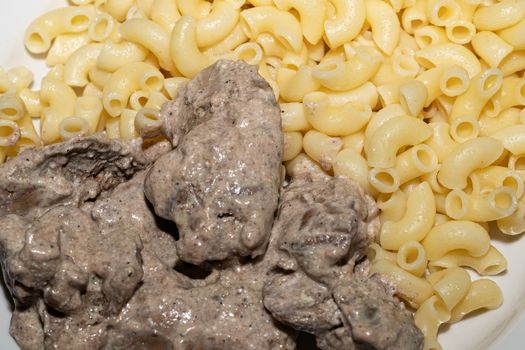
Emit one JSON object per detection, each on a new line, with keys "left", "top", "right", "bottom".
{"left": 17, "top": 115, "right": 41, "bottom": 148}
{"left": 135, "top": 107, "right": 162, "bottom": 139}
{"left": 491, "top": 77, "right": 525, "bottom": 112}
{"left": 479, "top": 107, "right": 521, "bottom": 136}
{"left": 333, "top": 148, "right": 372, "bottom": 194}
{"left": 18, "top": 89, "right": 41, "bottom": 118}
{"left": 342, "top": 132, "right": 364, "bottom": 154}
{"left": 393, "top": 144, "right": 438, "bottom": 185}
{"left": 498, "top": 17, "right": 525, "bottom": 50}
{"left": 449, "top": 68, "right": 503, "bottom": 122}
{"left": 283, "top": 131, "right": 303, "bottom": 162}
{"left": 449, "top": 279, "right": 503, "bottom": 323}
{"left": 88, "top": 12, "right": 115, "bottom": 42}
{"left": 64, "top": 43, "right": 103, "bottom": 87}
{"left": 102, "top": 62, "right": 164, "bottom": 117}
{"left": 0, "top": 120, "right": 21, "bottom": 147}
{"left": 426, "top": 0, "right": 460, "bottom": 26}
{"left": 273, "top": 0, "right": 326, "bottom": 45}
{"left": 285, "top": 153, "right": 329, "bottom": 179}
{"left": 119, "top": 109, "right": 138, "bottom": 140}
{"left": 414, "top": 296, "right": 451, "bottom": 350}
{"left": 312, "top": 47, "right": 381, "bottom": 91}
{"left": 40, "top": 77, "right": 77, "bottom": 144}
{"left": 204, "top": 23, "right": 248, "bottom": 56}
{"left": 377, "top": 190, "right": 408, "bottom": 222}
{"left": 492, "top": 125, "right": 525, "bottom": 156}
{"left": 240, "top": 6, "right": 303, "bottom": 52}
{"left": 380, "top": 182, "right": 436, "bottom": 250}
{"left": 445, "top": 20, "right": 475, "bottom": 44}
{"left": 438, "top": 137, "right": 504, "bottom": 190}
{"left": 371, "top": 259, "right": 434, "bottom": 307}
{"left": 120, "top": 18, "right": 175, "bottom": 72}
{"left": 428, "top": 267, "right": 471, "bottom": 310}
{"left": 177, "top": 0, "right": 212, "bottom": 19}
{"left": 305, "top": 82, "right": 379, "bottom": 109}
{"left": 170, "top": 16, "right": 211, "bottom": 78}
{"left": 302, "top": 130, "right": 343, "bottom": 171}
{"left": 497, "top": 197, "right": 525, "bottom": 235}
{"left": 471, "top": 166, "right": 524, "bottom": 199}
{"left": 305, "top": 98, "right": 371, "bottom": 136}
{"left": 367, "top": 243, "right": 397, "bottom": 263}
{"left": 150, "top": 0, "right": 181, "bottom": 33}
{"left": 196, "top": 0, "right": 239, "bottom": 48}
{"left": 74, "top": 96, "right": 103, "bottom": 134}
{"left": 25, "top": 6, "right": 93, "bottom": 54}
{"left": 163, "top": 77, "right": 189, "bottom": 100}
{"left": 0, "top": 93, "right": 26, "bottom": 122}
{"left": 472, "top": 31, "right": 514, "bottom": 68}
{"left": 397, "top": 241, "right": 427, "bottom": 277}
{"left": 473, "top": 0, "right": 525, "bottom": 31}
{"left": 368, "top": 167, "right": 400, "bottom": 194}
{"left": 277, "top": 66, "right": 320, "bottom": 103}
{"left": 365, "top": 0, "right": 400, "bottom": 55}
{"left": 445, "top": 187, "right": 518, "bottom": 221}
{"left": 59, "top": 116, "right": 89, "bottom": 140}
{"left": 6, "top": 67, "right": 33, "bottom": 93}
{"left": 415, "top": 43, "right": 481, "bottom": 78}
{"left": 97, "top": 41, "right": 149, "bottom": 73}
{"left": 364, "top": 104, "right": 406, "bottom": 142}
{"left": 104, "top": 0, "right": 135, "bottom": 21}
{"left": 365, "top": 116, "right": 433, "bottom": 168}
{"left": 439, "top": 65, "right": 470, "bottom": 97}
{"left": 428, "top": 246, "right": 507, "bottom": 275}
{"left": 414, "top": 25, "right": 449, "bottom": 49}
{"left": 422, "top": 221, "right": 490, "bottom": 261}
{"left": 324, "top": 0, "right": 365, "bottom": 48}
{"left": 401, "top": 0, "right": 428, "bottom": 34}
{"left": 280, "top": 103, "right": 310, "bottom": 132}
{"left": 425, "top": 122, "right": 457, "bottom": 162}
{"left": 399, "top": 80, "right": 428, "bottom": 116}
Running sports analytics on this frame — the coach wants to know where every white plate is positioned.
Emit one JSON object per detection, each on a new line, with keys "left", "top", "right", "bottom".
{"left": 1, "top": 1, "right": 525, "bottom": 349}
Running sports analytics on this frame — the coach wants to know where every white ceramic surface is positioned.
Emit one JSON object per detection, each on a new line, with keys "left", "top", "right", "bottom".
{"left": 1, "top": 1, "right": 524, "bottom": 349}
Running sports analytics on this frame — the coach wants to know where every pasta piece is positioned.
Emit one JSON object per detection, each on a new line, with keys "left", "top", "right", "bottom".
{"left": 498, "top": 17, "right": 525, "bottom": 50}
{"left": 371, "top": 259, "right": 434, "bottom": 307}
{"left": 88, "top": 12, "right": 115, "bottom": 42}
{"left": 312, "top": 47, "right": 381, "bottom": 91}
{"left": 46, "top": 32, "right": 91, "bottom": 66}
{"left": 64, "top": 43, "right": 103, "bottom": 87}
{"left": 74, "top": 95, "right": 103, "bottom": 134}
{"left": 283, "top": 131, "right": 303, "bottom": 162}
{"left": 305, "top": 99, "right": 371, "bottom": 136}
{"left": 365, "top": 0, "right": 400, "bottom": 55}
{"left": 102, "top": 62, "right": 164, "bottom": 117}
{"left": 302, "top": 130, "right": 343, "bottom": 171}
{"left": 0, "top": 93, "right": 26, "bottom": 122}
{"left": 445, "top": 20, "right": 475, "bottom": 45}
{"left": 426, "top": 0, "right": 460, "bottom": 26}
{"left": 59, "top": 116, "right": 89, "bottom": 140}
{"left": 422, "top": 220, "right": 491, "bottom": 261}
{"left": 399, "top": 80, "right": 428, "bottom": 116}
{"left": 170, "top": 16, "right": 211, "bottom": 78}
{"left": 479, "top": 108, "right": 521, "bottom": 136}
{"left": 240, "top": 6, "right": 303, "bottom": 52}
{"left": 471, "top": 31, "right": 514, "bottom": 68}
{"left": 0, "top": 120, "right": 21, "bottom": 147}
{"left": 135, "top": 107, "right": 162, "bottom": 139}
{"left": 25, "top": 6, "right": 93, "bottom": 54}
{"left": 119, "top": 109, "right": 138, "bottom": 140}
{"left": 277, "top": 65, "right": 321, "bottom": 102}
{"left": 18, "top": 89, "right": 41, "bottom": 118}
{"left": 428, "top": 267, "right": 471, "bottom": 310}
{"left": 401, "top": 0, "right": 428, "bottom": 34}
{"left": 280, "top": 103, "right": 311, "bottom": 132}
{"left": 438, "top": 137, "right": 504, "bottom": 190}
{"left": 397, "top": 240, "right": 427, "bottom": 276}
{"left": 120, "top": 18, "right": 175, "bottom": 73}
{"left": 365, "top": 116, "right": 433, "bottom": 168}
{"left": 324, "top": 0, "right": 365, "bottom": 48}
{"left": 367, "top": 243, "right": 397, "bottom": 263}
{"left": 40, "top": 77, "right": 77, "bottom": 144}
{"left": 333, "top": 148, "right": 372, "bottom": 194}
{"left": 414, "top": 296, "right": 451, "bottom": 350}
{"left": 425, "top": 122, "right": 458, "bottom": 162}
{"left": 377, "top": 190, "right": 408, "bottom": 222}
{"left": 273, "top": 0, "right": 327, "bottom": 44}
{"left": 414, "top": 25, "right": 449, "bottom": 49}
{"left": 449, "top": 279, "right": 503, "bottom": 323}
{"left": 196, "top": 0, "right": 239, "bottom": 48}
{"left": 473, "top": 0, "right": 525, "bottom": 31}
{"left": 497, "top": 197, "right": 525, "bottom": 235}
{"left": 471, "top": 166, "right": 524, "bottom": 199}
{"left": 492, "top": 125, "right": 525, "bottom": 155}
{"left": 6, "top": 67, "right": 34, "bottom": 92}
{"left": 97, "top": 41, "right": 149, "bottom": 73}
{"left": 380, "top": 182, "right": 436, "bottom": 250}
{"left": 415, "top": 43, "right": 481, "bottom": 78}
{"left": 428, "top": 246, "right": 508, "bottom": 275}
{"left": 439, "top": 65, "right": 469, "bottom": 97}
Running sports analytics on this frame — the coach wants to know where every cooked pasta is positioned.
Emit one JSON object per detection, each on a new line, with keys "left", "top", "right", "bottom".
{"left": 3, "top": 1, "right": 525, "bottom": 347}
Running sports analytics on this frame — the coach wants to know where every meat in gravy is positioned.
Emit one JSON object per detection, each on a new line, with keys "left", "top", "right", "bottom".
{"left": 0, "top": 60, "right": 423, "bottom": 350}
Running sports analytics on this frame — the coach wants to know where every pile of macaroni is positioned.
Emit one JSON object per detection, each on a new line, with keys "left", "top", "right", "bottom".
{"left": 1, "top": 0, "right": 525, "bottom": 348}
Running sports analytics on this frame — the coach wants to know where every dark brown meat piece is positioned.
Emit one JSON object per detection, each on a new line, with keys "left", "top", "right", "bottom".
{"left": 263, "top": 176, "right": 424, "bottom": 350}
{"left": 0, "top": 135, "right": 150, "bottom": 218}
{"left": 144, "top": 60, "right": 283, "bottom": 264}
